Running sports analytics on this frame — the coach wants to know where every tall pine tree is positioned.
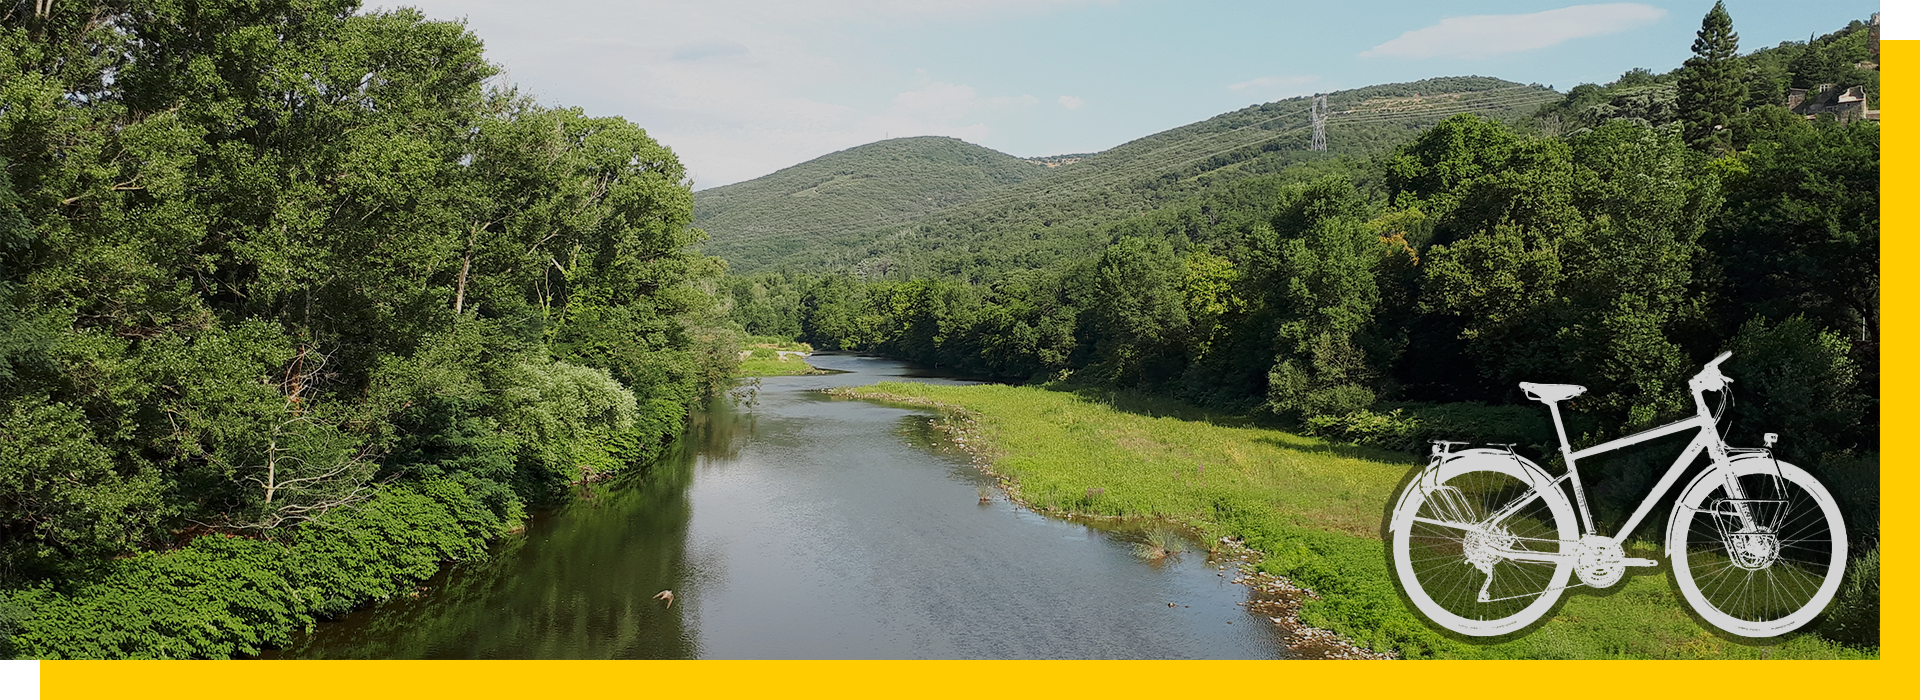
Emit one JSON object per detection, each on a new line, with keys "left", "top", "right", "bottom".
{"left": 1678, "top": 1, "right": 1747, "bottom": 151}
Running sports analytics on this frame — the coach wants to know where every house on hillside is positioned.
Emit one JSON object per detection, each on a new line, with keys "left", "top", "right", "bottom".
{"left": 1788, "top": 84, "right": 1877, "bottom": 123}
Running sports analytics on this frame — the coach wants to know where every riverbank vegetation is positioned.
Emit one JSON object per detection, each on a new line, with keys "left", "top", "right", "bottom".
{"left": 1, "top": 0, "right": 1877, "bottom": 660}
{"left": 840, "top": 381, "right": 1875, "bottom": 659}
{"left": 735, "top": 337, "right": 824, "bottom": 378}
{"left": 723, "top": 9, "right": 1879, "bottom": 655}
{"left": 0, "top": 2, "right": 727, "bottom": 658}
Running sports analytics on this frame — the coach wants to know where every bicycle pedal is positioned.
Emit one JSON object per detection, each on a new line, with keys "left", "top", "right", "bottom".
{"left": 1623, "top": 557, "right": 1659, "bottom": 568}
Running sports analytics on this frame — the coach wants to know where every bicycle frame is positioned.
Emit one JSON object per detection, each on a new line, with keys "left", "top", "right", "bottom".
{"left": 1459, "top": 415, "right": 1724, "bottom": 568}
{"left": 1533, "top": 409, "right": 1725, "bottom": 544}
{"left": 1481, "top": 354, "right": 1759, "bottom": 557}
{"left": 1393, "top": 351, "right": 1845, "bottom": 637}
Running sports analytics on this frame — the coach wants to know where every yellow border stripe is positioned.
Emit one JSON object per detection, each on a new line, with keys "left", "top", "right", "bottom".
{"left": 1880, "top": 37, "right": 1910, "bottom": 668}
{"left": 35, "top": 32, "right": 1915, "bottom": 700}
{"left": 36, "top": 657, "right": 1902, "bottom": 699}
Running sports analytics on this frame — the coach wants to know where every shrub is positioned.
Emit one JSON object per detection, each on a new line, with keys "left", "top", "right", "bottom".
{"left": 1301, "top": 401, "right": 1553, "bottom": 455}
{"left": 498, "top": 359, "right": 640, "bottom": 493}
{"left": 1816, "top": 543, "right": 1878, "bottom": 647}
{"left": 0, "top": 480, "right": 494, "bottom": 659}
{"left": 1725, "top": 315, "right": 1865, "bottom": 462}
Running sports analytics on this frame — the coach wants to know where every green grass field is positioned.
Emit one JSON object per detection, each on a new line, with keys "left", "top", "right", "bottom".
{"left": 735, "top": 338, "right": 825, "bottom": 377}
{"left": 835, "top": 381, "right": 1875, "bottom": 659}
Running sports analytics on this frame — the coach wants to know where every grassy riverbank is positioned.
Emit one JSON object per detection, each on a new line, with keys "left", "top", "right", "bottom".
{"left": 836, "top": 381, "right": 1875, "bottom": 660}
{"left": 736, "top": 338, "right": 826, "bottom": 377}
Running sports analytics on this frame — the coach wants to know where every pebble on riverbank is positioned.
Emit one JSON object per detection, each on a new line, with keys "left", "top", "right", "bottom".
{"left": 826, "top": 387, "right": 1397, "bottom": 661}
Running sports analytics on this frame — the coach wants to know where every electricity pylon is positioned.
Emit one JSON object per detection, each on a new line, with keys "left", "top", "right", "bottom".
{"left": 1308, "top": 94, "right": 1328, "bottom": 151}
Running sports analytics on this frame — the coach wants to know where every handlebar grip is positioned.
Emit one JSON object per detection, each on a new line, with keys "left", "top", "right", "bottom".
{"left": 1705, "top": 351, "right": 1732, "bottom": 368}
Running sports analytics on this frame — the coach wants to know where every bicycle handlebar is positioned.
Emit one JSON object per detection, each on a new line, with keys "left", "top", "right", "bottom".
{"left": 1689, "top": 352, "right": 1734, "bottom": 409}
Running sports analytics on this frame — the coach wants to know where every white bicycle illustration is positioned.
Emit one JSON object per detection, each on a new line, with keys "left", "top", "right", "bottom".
{"left": 1388, "top": 352, "right": 1847, "bottom": 638}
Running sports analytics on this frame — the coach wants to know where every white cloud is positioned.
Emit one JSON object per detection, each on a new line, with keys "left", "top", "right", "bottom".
{"left": 894, "top": 82, "right": 983, "bottom": 118}
{"left": 892, "top": 82, "right": 1037, "bottom": 119}
{"left": 670, "top": 38, "right": 750, "bottom": 62}
{"left": 1057, "top": 95, "right": 1085, "bottom": 109}
{"left": 1227, "top": 75, "right": 1317, "bottom": 91}
{"left": 1360, "top": 3, "right": 1666, "bottom": 60}
{"left": 387, "top": 0, "right": 1089, "bottom": 186}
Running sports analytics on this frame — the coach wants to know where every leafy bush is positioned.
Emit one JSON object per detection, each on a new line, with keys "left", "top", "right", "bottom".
{"left": 498, "top": 358, "right": 640, "bottom": 493}
{"left": 1301, "top": 401, "right": 1553, "bottom": 455}
{"left": 1817, "top": 544, "right": 1878, "bottom": 647}
{"left": 0, "top": 480, "right": 496, "bottom": 659}
{"left": 1724, "top": 315, "right": 1865, "bottom": 462}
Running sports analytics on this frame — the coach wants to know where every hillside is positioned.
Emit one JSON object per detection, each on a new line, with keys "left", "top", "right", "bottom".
{"left": 1533, "top": 17, "right": 1880, "bottom": 135}
{"left": 701, "top": 77, "right": 1560, "bottom": 276}
{"left": 693, "top": 136, "right": 1054, "bottom": 270}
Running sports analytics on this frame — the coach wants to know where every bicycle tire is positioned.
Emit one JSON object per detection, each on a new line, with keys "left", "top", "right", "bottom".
{"left": 1390, "top": 451, "right": 1577, "bottom": 636}
{"left": 1668, "top": 456, "right": 1847, "bottom": 637}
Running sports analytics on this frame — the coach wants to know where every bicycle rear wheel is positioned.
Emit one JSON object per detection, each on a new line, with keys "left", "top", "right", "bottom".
{"left": 1669, "top": 457, "right": 1846, "bottom": 637}
{"left": 1390, "top": 453, "right": 1577, "bottom": 636}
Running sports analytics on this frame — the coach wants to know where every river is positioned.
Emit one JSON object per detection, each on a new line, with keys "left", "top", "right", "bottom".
{"left": 266, "top": 354, "right": 1288, "bottom": 659}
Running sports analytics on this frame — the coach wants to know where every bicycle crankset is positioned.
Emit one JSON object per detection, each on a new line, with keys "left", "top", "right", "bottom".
{"left": 1573, "top": 535, "right": 1659, "bottom": 588}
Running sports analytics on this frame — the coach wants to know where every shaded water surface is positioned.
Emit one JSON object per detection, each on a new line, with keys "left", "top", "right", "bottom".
{"left": 270, "top": 354, "right": 1286, "bottom": 659}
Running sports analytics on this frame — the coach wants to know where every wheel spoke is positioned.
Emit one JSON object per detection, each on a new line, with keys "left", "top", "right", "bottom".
{"left": 1672, "top": 461, "right": 1844, "bottom": 635}
{"left": 1392, "top": 457, "right": 1575, "bottom": 633}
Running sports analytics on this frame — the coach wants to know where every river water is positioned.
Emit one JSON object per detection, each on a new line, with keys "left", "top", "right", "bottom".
{"left": 268, "top": 354, "right": 1287, "bottom": 659}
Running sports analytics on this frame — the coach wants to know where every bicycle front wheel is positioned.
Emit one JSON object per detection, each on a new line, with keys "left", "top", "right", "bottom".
{"left": 1391, "top": 453, "right": 1577, "bottom": 636}
{"left": 1669, "top": 457, "right": 1847, "bottom": 637}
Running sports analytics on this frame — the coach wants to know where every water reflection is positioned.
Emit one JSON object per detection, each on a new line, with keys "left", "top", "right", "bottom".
{"left": 270, "top": 353, "right": 1284, "bottom": 659}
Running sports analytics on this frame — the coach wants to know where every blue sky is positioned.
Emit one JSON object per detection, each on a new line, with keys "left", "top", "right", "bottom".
{"left": 383, "top": 1, "right": 1880, "bottom": 189}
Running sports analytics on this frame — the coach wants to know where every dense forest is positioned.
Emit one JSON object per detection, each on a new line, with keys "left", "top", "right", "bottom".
{"left": 0, "top": 1, "right": 731, "bottom": 657}
{"left": 718, "top": 9, "right": 1879, "bottom": 645}
{"left": 0, "top": 0, "right": 1879, "bottom": 659}
{"left": 695, "top": 135, "right": 1053, "bottom": 271}
{"left": 699, "top": 78, "right": 1562, "bottom": 277}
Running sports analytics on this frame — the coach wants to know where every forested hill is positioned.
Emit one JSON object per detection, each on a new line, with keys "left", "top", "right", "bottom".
{"left": 693, "top": 136, "right": 1052, "bottom": 270}
{"left": 701, "top": 76, "right": 1560, "bottom": 276}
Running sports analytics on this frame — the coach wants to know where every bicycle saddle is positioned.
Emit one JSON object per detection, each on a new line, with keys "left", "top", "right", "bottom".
{"left": 1519, "top": 382, "right": 1586, "bottom": 402}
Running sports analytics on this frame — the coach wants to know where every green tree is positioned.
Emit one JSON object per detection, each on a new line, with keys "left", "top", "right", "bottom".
{"left": 1415, "top": 119, "right": 1712, "bottom": 428}
{"left": 1254, "top": 177, "right": 1388, "bottom": 417}
{"left": 1677, "top": 1, "right": 1748, "bottom": 151}
{"left": 0, "top": 1, "right": 718, "bottom": 584}
{"left": 1078, "top": 236, "right": 1189, "bottom": 386}
{"left": 799, "top": 274, "right": 877, "bottom": 350}
{"left": 1711, "top": 118, "right": 1877, "bottom": 341}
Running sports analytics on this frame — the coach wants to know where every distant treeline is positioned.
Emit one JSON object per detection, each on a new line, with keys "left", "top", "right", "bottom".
{"left": 721, "top": 17, "right": 1879, "bottom": 560}
{"left": 701, "top": 77, "right": 1559, "bottom": 277}
{"left": 721, "top": 9, "right": 1873, "bottom": 479}
{"left": 1, "top": 2, "right": 729, "bottom": 657}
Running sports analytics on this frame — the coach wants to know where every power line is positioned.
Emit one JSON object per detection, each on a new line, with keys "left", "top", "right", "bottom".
{"left": 706, "top": 89, "right": 1562, "bottom": 248}
{"left": 716, "top": 90, "right": 1561, "bottom": 248}
{"left": 714, "top": 86, "right": 1552, "bottom": 240}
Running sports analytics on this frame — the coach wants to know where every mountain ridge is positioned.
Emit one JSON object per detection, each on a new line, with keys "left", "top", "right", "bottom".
{"left": 693, "top": 136, "right": 1054, "bottom": 268}
{"left": 696, "top": 76, "right": 1560, "bottom": 275}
